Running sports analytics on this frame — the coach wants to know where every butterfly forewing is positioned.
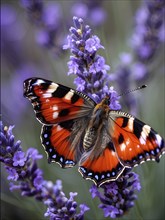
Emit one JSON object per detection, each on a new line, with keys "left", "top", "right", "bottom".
{"left": 24, "top": 78, "right": 95, "bottom": 125}
{"left": 108, "top": 111, "right": 165, "bottom": 167}
{"left": 24, "top": 78, "right": 95, "bottom": 168}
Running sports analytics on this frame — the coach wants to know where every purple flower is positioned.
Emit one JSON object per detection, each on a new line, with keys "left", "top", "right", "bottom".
{"left": 2, "top": 64, "right": 40, "bottom": 124}
{"left": 68, "top": 60, "right": 80, "bottom": 75}
{"left": 1, "top": 4, "right": 24, "bottom": 67}
{"left": 158, "top": 24, "right": 165, "bottom": 42}
{"left": 20, "top": 0, "right": 64, "bottom": 55}
{"left": 20, "top": 0, "right": 43, "bottom": 24}
{"left": 6, "top": 167, "right": 19, "bottom": 181}
{"left": 43, "top": 2, "right": 61, "bottom": 28}
{"left": 13, "top": 151, "right": 26, "bottom": 167}
{"left": 132, "top": 1, "right": 165, "bottom": 63}
{"left": 111, "top": 1, "right": 165, "bottom": 114}
{"left": 100, "top": 205, "right": 121, "bottom": 218}
{"left": 33, "top": 175, "right": 44, "bottom": 190}
{"left": 43, "top": 180, "right": 89, "bottom": 219}
{"left": 26, "top": 148, "right": 43, "bottom": 160}
{"left": 71, "top": 1, "right": 107, "bottom": 27}
{"left": 119, "top": 52, "right": 132, "bottom": 65}
{"left": 0, "top": 121, "right": 89, "bottom": 219}
{"left": 74, "top": 77, "right": 86, "bottom": 91}
{"left": 90, "top": 170, "right": 141, "bottom": 218}
{"left": 63, "top": 16, "right": 121, "bottom": 110}
{"left": 132, "top": 62, "right": 148, "bottom": 81}
{"left": 78, "top": 204, "right": 90, "bottom": 219}
{"left": 71, "top": 3, "right": 88, "bottom": 19}
{"left": 89, "top": 56, "right": 110, "bottom": 74}
{"left": 109, "top": 87, "right": 121, "bottom": 110}
{"left": 89, "top": 184, "right": 100, "bottom": 198}
{"left": 89, "top": 7, "right": 107, "bottom": 26}
{"left": 85, "top": 36, "right": 104, "bottom": 53}
{"left": 1, "top": 4, "right": 41, "bottom": 124}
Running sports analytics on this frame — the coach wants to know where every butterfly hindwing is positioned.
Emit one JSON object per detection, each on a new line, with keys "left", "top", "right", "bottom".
{"left": 24, "top": 78, "right": 95, "bottom": 125}
{"left": 108, "top": 111, "right": 165, "bottom": 167}
{"left": 41, "top": 121, "right": 76, "bottom": 168}
{"left": 79, "top": 142, "right": 125, "bottom": 187}
{"left": 41, "top": 118, "right": 89, "bottom": 168}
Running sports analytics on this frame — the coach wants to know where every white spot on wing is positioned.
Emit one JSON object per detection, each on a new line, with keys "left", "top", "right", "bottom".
{"left": 33, "top": 79, "right": 45, "bottom": 85}
{"left": 43, "top": 83, "right": 59, "bottom": 98}
{"left": 47, "top": 83, "right": 59, "bottom": 93}
{"left": 53, "top": 105, "right": 58, "bottom": 111}
{"left": 128, "top": 117, "right": 134, "bottom": 131}
{"left": 156, "top": 134, "right": 162, "bottom": 146}
{"left": 64, "top": 89, "right": 74, "bottom": 101}
{"left": 111, "top": 151, "right": 116, "bottom": 156}
{"left": 143, "top": 125, "right": 151, "bottom": 135}
{"left": 56, "top": 125, "right": 62, "bottom": 131}
{"left": 53, "top": 112, "right": 58, "bottom": 119}
{"left": 139, "top": 125, "right": 151, "bottom": 145}
{"left": 139, "top": 137, "right": 145, "bottom": 145}
{"left": 120, "top": 143, "right": 126, "bottom": 151}
{"left": 43, "top": 93, "right": 52, "bottom": 98}
{"left": 134, "top": 164, "right": 138, "bottom": 167}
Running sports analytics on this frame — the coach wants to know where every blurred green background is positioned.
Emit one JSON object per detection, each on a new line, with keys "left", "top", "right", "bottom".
{"left": 1, "top": 1, "right": 164, "bottom": 220}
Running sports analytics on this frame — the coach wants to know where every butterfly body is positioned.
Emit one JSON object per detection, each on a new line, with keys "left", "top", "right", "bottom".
{"left": 83, "top": 97, "right": 110, "bottom": 151}
{"left": 24, "top": 78, "right": 165, "bottom": 186}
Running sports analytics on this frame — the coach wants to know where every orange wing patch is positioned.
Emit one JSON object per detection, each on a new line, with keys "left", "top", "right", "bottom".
{"left": 111, "top": 117, "right": 165, "bottom": 167}
{"left": 79, "top": 143, "right": 125, "bottom": 186}
{"left": 33, "top": 84, "right": 85, "bottom": 124}
{"left": 41, "top": 124, "right": 76, "bottom": 168}
{"left": 24, "top": 78, "right": 95, "bottom": 125}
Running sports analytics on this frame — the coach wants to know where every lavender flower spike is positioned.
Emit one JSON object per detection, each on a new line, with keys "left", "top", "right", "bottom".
{"left": 63, "top": 16, "right": 121, "bottom": 110}
{"left": 90, "top": 170, "right": 141, "bottom": 218}
{"left": 0, "top": 121, "right": 89, "bottom": 219}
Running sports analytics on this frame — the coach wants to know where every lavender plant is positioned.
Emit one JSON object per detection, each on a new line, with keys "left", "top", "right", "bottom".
{"left": 90, "top": 171, "right": 141, "bottom": 218}
{"left": 0, "top": 121, "right": 89, "bottom": 220}
{"left": 63, "top": 16, "right": 121, "bottom": 110}
{"left": 110, "top": 0, "right": 165, "bottom": 114}
{"left": 1, "top": 4, "right": 40, "bottom": 123}
{"left": 71, "top": 0, "right": 107, "bottom": 27}
{"left": 131, "top": 0, "right": 165, "bottom": 64}
{"left": 63, "top": 16, "right": 141, "bottom": 218}
{"left": 1, "top": 15, "right": 141, "bottom": 219}
{"left": 20, "top": 0, "right": 106, "bottom": 55}
{"left": 1, "top": 1, "right": 164, "bottom": 219}
{"left": 20, "top": 0, "right": 64, "bottom": 55}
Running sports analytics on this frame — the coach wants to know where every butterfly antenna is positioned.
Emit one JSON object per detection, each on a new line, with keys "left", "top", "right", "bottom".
{"left": 118, "top": 85, "right": 147, "bottom": 97}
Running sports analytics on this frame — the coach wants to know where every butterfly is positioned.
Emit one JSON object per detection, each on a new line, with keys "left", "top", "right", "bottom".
{"left": 23, "top": 77, "right": 165, "bottom": 187}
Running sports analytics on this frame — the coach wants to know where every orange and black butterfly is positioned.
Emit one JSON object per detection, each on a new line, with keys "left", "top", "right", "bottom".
{"left": 24, "top": 78, "right": 165, "bottom": 186}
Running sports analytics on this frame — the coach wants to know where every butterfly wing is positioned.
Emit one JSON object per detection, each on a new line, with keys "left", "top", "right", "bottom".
{"left": 41, "top": 122, "right": 74, "bottom": 168}
{"left": 24, "top": 78, "right": 95, "bottom": 125}
{"left": 108, "top": 111, "right": 165, "bottom": 167}
{"left": 79, "top": 141, "right": 125, "bottom": 187}
{"left": 41, "top": 117, "right": 89, "bottom": 168}
{"left": 24, "top": 78, "right": 95, "bottom": 168}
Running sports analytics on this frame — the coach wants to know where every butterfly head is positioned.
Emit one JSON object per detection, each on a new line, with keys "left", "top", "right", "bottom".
{"left": 101, "top": 96, "right": 110, "bottom": 106}
{"left": 94, "top": 96, "right": 111, "bottom": 115}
